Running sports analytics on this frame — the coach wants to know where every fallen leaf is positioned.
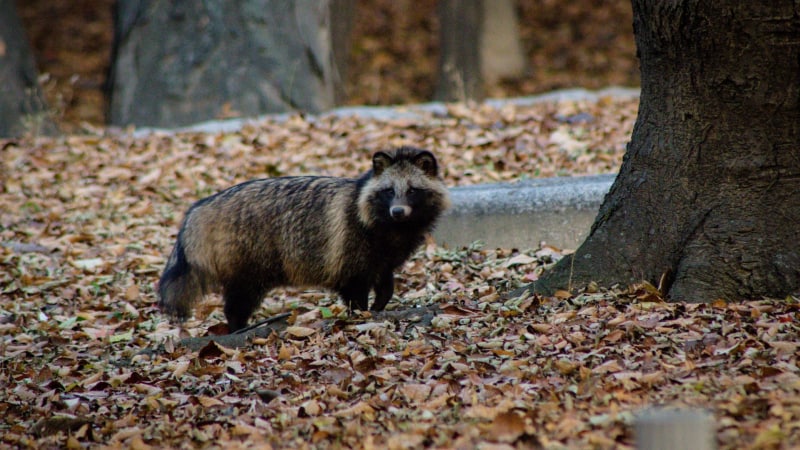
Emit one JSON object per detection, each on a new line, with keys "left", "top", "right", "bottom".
{"left": 285, "top": 326, "right": 316, "bottom": 338}
{"left": 197, "top": 396, "right": 225, "bottom": 408}
{"left": 483, "top": 410, "right": 527, "bottom": 443}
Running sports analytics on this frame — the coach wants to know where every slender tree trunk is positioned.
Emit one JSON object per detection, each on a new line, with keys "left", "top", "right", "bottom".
{"left": 527, "top": 1, "right": 800, "bottom": 302}
{"left": 330, "top": 0, "right": 354, "bottom": 105}
{"left": 480, "top": 0, "right": 526, "bottom": 83}
{"left": 434, "top": 0, "right": 483, "bottom": 102}
{"left": 0, "top": 0, "right": 56, "bottom": 137}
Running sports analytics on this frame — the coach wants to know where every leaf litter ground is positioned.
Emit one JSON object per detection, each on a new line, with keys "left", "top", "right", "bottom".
{"left": 2, "top": 97, "right": 799, "bottom": 449}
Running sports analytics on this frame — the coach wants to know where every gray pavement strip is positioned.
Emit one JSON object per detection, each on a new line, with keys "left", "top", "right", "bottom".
{"left": 436, "top": 174, "right": 615, "bottom": 250}
{"left": 134, "top": 87, "right": 639, "bottom": 136}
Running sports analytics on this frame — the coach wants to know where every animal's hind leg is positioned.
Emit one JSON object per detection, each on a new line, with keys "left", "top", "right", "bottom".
{"left": 222, "top": 282, "right": 266, "bottom": 332}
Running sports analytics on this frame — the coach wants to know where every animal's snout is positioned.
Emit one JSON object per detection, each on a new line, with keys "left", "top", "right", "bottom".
{"left": 390, "top": 205, "right": 412, "bottom": 220}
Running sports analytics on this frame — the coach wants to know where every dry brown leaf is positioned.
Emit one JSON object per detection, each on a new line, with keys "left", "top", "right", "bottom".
{"left": 285, "top": 326, "right": 316, "bottom": 338}
{"left": 400, "top": 383, "right": 432, "bottom": 403}
{"left": 483, "top": 411, "right": 528, "bottom": 443}
{"left": 335, "top": 401, "right": 375, "bottom": 418}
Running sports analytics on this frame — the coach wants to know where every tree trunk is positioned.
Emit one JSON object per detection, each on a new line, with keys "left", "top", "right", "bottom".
{"left": 330, "top": 0, "right": 354, "bottom": 105}
{"left": 108, "top": 0, "right": 350, "bottom": 128}
{"left": 480, "top": 0, "right": 527, "bottom": 84}
{"left": 434, "top": 0, "right": 483, "bottom": 102}
{"left": 0, "top": 0, "right": 56, "bottom": 137}
{"left": 526, "top": 1, "right": 800, "bottom": 302}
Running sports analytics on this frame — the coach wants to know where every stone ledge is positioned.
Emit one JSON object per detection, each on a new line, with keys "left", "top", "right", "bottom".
{"left": 436, "top": 174, "right": 614, "bottom": 249}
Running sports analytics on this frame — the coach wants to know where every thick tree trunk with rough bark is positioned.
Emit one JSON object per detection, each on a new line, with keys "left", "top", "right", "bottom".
{"left": 528, "top": 1, "right": 800, "bottom": 302}
{"left": 0, "top": 0, "right": 56, "bottom": 137}
{"left": 108, "top": 0, "right": 351, "bottom": 128}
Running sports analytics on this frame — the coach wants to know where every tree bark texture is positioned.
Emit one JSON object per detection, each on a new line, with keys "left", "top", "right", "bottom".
{"left": 533, "top": 1, "right": 800, "bottom": 302}
{"left": 108, "top": 0, "right": 348, "bottom": 128}
{"left": 435, "top": 0, "right": 483, "bottom": 102}
{"left": 0, "top": 0, "right": 56, "bottom": 137}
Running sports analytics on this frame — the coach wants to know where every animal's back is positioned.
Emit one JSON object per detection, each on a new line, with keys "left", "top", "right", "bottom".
{"left": 180, "top": 176, "right": 359, "bottom": 287}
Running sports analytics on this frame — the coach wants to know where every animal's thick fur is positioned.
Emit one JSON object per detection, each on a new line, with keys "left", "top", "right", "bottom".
{"left": 158, "top": 147, "right": 450, "bottom": 331}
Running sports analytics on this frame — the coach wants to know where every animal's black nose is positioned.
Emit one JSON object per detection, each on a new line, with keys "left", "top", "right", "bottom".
{"left": 390, "top": 205, "right": 411, "bottom": 219}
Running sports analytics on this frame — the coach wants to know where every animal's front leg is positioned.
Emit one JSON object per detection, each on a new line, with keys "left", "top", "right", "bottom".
{"left": 338, "top": 282, "right": 370, "bottom": 311}
{"left": 370, "top": 270, "right": 395, "bottom": 311}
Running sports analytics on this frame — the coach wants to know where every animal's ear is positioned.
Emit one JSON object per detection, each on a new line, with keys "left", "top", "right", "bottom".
{"left": 413, "top": 151, "right": 438, "bottom": 177}
{"left": 372, "top": 151, "right": 393, "bottom": 176}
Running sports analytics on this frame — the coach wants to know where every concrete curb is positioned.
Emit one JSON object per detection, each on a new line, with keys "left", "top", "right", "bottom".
{"left": 435, "top": 174, "right": 614, "bottom": 250}
{"left": 133, "top": 87, "right": 635, "bottom": 249}
{"left": 134, "top": 87, "right": 639, "bottom": 136}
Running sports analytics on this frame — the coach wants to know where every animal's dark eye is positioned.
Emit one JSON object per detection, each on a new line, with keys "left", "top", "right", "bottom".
{"left": 407, "top": 187, "right": 418, "bottom": 195}
{"left": 380, "top": 188, "right": 394, "bottom": 196}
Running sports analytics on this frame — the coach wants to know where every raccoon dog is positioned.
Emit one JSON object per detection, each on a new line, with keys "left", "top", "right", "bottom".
{"left": 158, "top": 146, "right": 450, "bottom": 331}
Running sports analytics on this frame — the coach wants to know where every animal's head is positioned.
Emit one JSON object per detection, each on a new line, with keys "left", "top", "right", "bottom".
{"left": 358, "top": 147, "right": 451, "bottom": 228}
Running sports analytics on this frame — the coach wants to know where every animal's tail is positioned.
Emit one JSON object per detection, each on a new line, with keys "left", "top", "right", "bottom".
{"left": 158, "top": 234, "right": 203, "bottom": 322}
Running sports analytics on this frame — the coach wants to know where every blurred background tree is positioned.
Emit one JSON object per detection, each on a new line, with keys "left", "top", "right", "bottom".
{"left": 0, "top": 0, "right": 56, "bottom": 137}
{"left": 107, "top": 0, "right": 353, "bottom": 128}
